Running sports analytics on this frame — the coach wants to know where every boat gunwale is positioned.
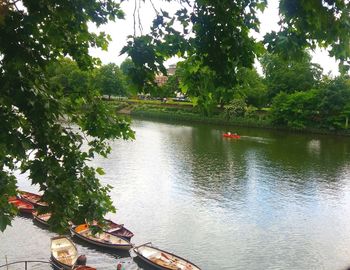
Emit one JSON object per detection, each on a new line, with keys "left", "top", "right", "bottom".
{"left": 19, "top": 191, "right": 48, "bottom": 207}
{"left": 33, "top": 211, "right": 50, "bottom": 226}
{"left": 102, "top": 219, "right": 134, "bottom": 240}
{"left": 70, "top": 225, "right": 132, "bottom": 250}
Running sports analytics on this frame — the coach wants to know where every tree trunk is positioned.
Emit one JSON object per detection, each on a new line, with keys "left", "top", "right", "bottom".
{"left": 345, "top": 116, "right": 349, "bottom": 129}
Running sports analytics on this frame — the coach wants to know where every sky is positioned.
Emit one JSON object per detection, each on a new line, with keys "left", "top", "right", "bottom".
{"left": 89, "top": 0, "right": 339, "bottom": 76}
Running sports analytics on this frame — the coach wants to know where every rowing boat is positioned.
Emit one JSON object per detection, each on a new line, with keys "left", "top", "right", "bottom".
{"left": 8, "top": 196, "right": 34, "bottom": 214}
{"left": 51, "top": 236, "right": 79, "bottom": 269}
{"left": 33, "top": 211, "right": 51, "bottom": 226}
{"left": 99, "top": 219, "right": 134, "bottom": 241}
{"left": 133, "top": 243, "right": 201, "bottom": 270}
{"left": 51, "top": 236, "right": 96, "bottom": 270}
{"left": 70, "top": 224, "right": 133, "bottom": 250}
{"left": 19, "top": 190, "right": 48, "bottom": 207}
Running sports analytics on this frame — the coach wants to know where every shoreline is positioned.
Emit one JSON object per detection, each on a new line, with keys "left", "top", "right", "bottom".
{"left": 112, "top": 100, "right": 350, "bottom": 137}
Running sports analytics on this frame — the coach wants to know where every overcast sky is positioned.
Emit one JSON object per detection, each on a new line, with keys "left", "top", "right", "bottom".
{"left": 89, "top": 0, "right": 339, "bottom": 76}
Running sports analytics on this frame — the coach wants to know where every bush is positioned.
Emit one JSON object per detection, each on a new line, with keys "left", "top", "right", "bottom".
{"left": 225, "top": 98, "right": 247, "bottom": 119}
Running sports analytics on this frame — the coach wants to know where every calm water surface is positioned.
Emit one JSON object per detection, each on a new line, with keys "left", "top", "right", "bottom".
{"left": 1, "top": 118, "right": 350, "bottom": 270}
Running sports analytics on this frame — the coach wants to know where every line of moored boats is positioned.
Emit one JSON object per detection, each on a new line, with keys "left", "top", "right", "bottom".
{"left": 8, "top": 190, "right": 201, "bottom": 270}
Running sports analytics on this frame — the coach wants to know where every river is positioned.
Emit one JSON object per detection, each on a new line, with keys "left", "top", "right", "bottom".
{"left": 1, "top": 118, "right": 350, "bottom": 270}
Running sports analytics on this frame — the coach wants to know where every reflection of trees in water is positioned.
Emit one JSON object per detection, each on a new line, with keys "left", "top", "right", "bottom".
{"left": 169, "top": 124, "right": 254, "bottom": 207}
{"left": 248, "top": 132, "right": 350, "bottom": 198}
{"left": 166, "top": 122, "right": 350, "bottom": 205}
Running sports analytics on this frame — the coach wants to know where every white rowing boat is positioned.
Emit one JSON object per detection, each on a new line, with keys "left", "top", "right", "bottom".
{"left": 133, "top": 243, "right": 201, "bottom": 270}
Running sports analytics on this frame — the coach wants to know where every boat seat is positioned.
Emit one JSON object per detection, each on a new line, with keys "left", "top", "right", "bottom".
{"left": 52, "top": 245, "right": 72, "bottom": 251}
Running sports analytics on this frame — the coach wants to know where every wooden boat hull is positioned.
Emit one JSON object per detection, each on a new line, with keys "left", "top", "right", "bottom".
{"left": 33, "top": 211, "right": 51, "bottom": 226}
{"left": 103, "top": 219, "right": 134, "bottom": 241}
{"left": 70, "top": 224, "right": 132, "bottom": 251}
{"left": 51, "top": 236, "right": 96, "bottom": 270}
{"left": 133, "top": 244, "right": 201, "bottom": 270}
{"left": 51, "top": 236, "right": 78, "bottom": 270}
{"left": 19, "top": 190, "right": 48, "bottom": 207}
{"left": 8, "top": 197, "right": 34, "bottom": 214}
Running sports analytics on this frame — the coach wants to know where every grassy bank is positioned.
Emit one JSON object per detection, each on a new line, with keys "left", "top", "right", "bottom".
{"left": 107, "top": 100, "right": 350, "bottom": 136}
{"left": 111, "top": 100, "right": 273, "bottom": 128}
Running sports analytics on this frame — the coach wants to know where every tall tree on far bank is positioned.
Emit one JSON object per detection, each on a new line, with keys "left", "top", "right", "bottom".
{"left": 234, "top": 67, "right": 268, "bottom": 108}
{"left": 261, "top": 52, "right": 323, "bottom": 100}
{"left": 94, "top": 63, "right": 127, "bottom": 99}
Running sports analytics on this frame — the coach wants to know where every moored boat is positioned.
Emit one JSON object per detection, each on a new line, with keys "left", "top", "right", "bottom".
{"left": 8, "top": 196, "right": 34, "bottom": 214}
{"left": 70, "top": 224, "right": 133, "bottom": 250}
{"left": 19, "top": 190, "right": 48, "bottom": 207}
{"left": 33, "top": 211, "right": 51, "bottom": 226}
{"left": 100, "top": 219, "right": 134, "bottom": 241}
{"left": 133, "top": 243, "right": 201, "bottom": 270}
{"left": 51, "top": 236, "right": 96, "bottom": 270}
{"left": 223, "top": 133, "right": 240, "bottom": 139}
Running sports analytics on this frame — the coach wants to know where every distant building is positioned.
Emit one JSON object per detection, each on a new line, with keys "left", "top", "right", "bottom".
{"left": 167, "top": 64, "right": 177, "bottom": 76}
{"left": 154, "top": 64, "right": 177, "bottom": 86}
{"left": 155, "top": 75, "right": 168, "bottom": 86}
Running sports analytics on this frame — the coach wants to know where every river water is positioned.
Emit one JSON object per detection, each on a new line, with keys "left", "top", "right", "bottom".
{"left": 1, "top": 118, "right": 350, "bottom": 270}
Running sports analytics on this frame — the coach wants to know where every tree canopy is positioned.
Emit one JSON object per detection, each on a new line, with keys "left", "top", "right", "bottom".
{"left": 1, "top": 0, "right": 350, "bottom": 231}
{"left": 94, "top": 63, "right": 127, "bottom": 99}
{"left": 261, "top": 52, "right": 323, "bottom": 100}
{"left": 0, "top": 0, "right": 132, "bottom": 232}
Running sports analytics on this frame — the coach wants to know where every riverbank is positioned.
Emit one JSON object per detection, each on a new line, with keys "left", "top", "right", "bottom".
{"left": 109, "top": 100, "right": 350, "bottom": 136}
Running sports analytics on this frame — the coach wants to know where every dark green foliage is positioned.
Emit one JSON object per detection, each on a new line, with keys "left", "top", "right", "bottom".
{"left": 270, "top": 76, "right": 350, "bottom": 130}
{"left": 317, "top": 76, "right": 350, "bottom": 129}
{"left": 122, "top": 0, "right": 267, "bottom": 114}
{"left": 261, "top": 52, "right": 323, "bottom": 100}
{"left": 0, "top": 0, "right": 133, "bottom": 232}
{"left": 160, "top": 75, "right": 179, "bottom": 98}
{"left": 234, "top": 68, "right": 268, "bottom": 108}
{"left": 94, "top": 63, "right": 127, "bottom": 98}
{"left": 265, "top": 0, "right": 350, "bottom": 70}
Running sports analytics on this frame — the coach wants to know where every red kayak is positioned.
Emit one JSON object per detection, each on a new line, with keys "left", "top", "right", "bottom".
{"left": 223, "top": 133, "right": 240, "bottom": 139}
{"left": 8, "top": 196, "right": 35, "bottom": 214}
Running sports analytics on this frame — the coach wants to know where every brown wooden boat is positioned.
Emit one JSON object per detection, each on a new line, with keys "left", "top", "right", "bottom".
{"left": 99, "top": 219, "right": 134, "bottom": 241}
{"left": 33, "top": 211, "right": 51, "bottom": 226}
{"left": 51, "top": 235, "right": 96, "bottom": 270}
{"left": 133, "top": 243, "right": 201, "bottom": 270}
{"left": 8, "top": 196, "right": 34, "bottom": 214}
{"left": 19, "top": 190, "right": 48, "bottom": 207}
{"left": 70, "top": 224, "right": 133, "bottom": 250}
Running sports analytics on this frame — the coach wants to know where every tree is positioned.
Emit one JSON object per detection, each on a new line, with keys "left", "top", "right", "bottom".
{"left": 270, "top": 76, "right": 350, "bottom": 130}
{"left": 121, "top": 0, "right": 267, "bottom": 114}
{"left": 0, "top": 0, "right": 132, "bottom": 232}
{"left": 122, "top": 1, "right": 350, "bottom": 114}
{"left": 94, "top": 63, "right": 126, "bottom": 99}
{"left": 46, "top": 58, "right": 92, "bottom": 98}
{"left": 160, "top": 74, "right": 179, "bottom": 98}
{"left": 261, "top": 52, "right": 323, "bottom": 100}
{"left": 234, "top": 67, "right": 268, "bottom": 108}
{"left": 265, "top": 0, "right": 350, "bottom": 71}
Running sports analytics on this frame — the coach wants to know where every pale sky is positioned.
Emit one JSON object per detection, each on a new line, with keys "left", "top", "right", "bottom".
{"left": 89, "top": 0, "right": 339, "bottom": 76}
